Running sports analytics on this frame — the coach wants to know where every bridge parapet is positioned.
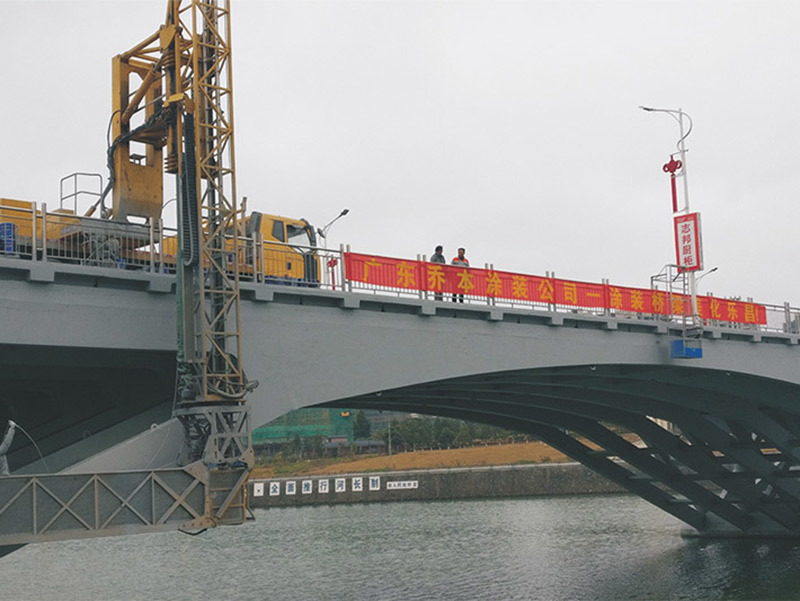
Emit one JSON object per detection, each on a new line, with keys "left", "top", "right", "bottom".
{"left": 1, "top": 201, "right": 798, "bottom": 335}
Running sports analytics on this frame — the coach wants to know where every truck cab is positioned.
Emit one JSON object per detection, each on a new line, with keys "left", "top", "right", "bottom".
{"left": 245, "top": 212, "right": 319, "bottom": 285}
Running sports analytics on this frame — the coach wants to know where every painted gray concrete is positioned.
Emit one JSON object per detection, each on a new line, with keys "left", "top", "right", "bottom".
{"left": 2, "top": 258, "right": 800, "bottom": 473}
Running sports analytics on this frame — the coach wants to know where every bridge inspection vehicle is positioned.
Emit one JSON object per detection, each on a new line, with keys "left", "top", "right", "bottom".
{"left": 0, "top": 0, "right": 269, "bottom": 551}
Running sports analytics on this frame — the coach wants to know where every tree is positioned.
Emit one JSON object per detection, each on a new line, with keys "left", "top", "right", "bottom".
{"left": 454, "top": 422, "right": 476, "bottom": 446}
{"left": 310, "top": 434, "right": 326, "bottom": 458}
{"left": 287, "top": 435, "right": 302, "bottom": 459}
{"left": 353, "top": 410, "right": 372, "bottom": 440}
{"left": 433, "top": 418, "right": 458, "bottom": 448}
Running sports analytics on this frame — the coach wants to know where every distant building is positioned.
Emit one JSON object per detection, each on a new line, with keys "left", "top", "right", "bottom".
{"left": 252, "top": 408, "right": 408, "bottom": 449}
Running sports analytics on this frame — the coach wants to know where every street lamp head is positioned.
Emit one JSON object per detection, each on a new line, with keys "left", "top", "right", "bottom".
{"left": 638, "top": 105, "right": 655, "bottom": 112}
{"left": 318, "top": 208, "right": 350, "bottom": 241}
{"left": 695, "top": 267, "right": 719, "bottom": 284}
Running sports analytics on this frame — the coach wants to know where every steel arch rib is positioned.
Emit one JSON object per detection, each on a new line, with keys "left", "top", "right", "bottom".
{"left": 330, "top": 385, "right": 800, "bottom": 532}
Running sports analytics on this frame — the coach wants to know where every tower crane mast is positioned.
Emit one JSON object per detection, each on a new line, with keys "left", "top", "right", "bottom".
{"left": 0, "top": 0, "right": 260, "bottom": 548}
{"left": 110, "top": 0, "right": 252, "bottom": 518}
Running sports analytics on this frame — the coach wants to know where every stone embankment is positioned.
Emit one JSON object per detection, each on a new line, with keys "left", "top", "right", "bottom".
{"left": 249, "top": 462, "right": 624, "bottom": 508}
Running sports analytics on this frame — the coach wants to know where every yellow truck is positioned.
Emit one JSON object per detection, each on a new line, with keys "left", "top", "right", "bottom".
{"left": 243, "top": 211, "right": 320, "bottom": 285}
{"left": 0, "top": 197, "right": 321, "bottom": 284}
{"left": 161, "top": 210, "right": 322, "bottom": 284}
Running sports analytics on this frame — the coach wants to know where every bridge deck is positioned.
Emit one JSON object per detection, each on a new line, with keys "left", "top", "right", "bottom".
{"left": 3, "top": 256, "right": 800, "bottom": 535}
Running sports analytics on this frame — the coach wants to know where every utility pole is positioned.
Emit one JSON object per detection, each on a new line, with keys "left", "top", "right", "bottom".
{"left": 639, "top": 106, "right": 700, "bottom": 326}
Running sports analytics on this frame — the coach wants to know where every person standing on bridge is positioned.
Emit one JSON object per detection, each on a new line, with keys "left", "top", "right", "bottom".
{"left": 451, "top": 247, "right": 469, "bottom": 303}
{"left": 430, "top": 245, "right": 446, "bottom": 301}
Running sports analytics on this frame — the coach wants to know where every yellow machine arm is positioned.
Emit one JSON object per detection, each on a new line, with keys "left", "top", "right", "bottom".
{"left": 108, "top": 0, "right": 251, "bottom": 475}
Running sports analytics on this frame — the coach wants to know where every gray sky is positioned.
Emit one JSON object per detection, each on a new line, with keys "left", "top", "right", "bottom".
{"left": 3, "top": 0, "right": 799, "bottom": 305}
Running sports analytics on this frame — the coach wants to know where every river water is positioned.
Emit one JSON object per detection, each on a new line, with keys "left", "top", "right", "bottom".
{"left": 2, "top": 493, "right": 800, "bottom": 600}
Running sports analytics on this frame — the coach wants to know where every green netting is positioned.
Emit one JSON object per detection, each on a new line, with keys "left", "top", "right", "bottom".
{"left": 252, "top": 408, "right": 354, "bottom": 443}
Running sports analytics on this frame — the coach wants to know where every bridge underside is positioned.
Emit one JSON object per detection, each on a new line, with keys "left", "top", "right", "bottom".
{"left": 323, "top": 364, "right": 800, "bottom": 537}
{"left": 0, "top": 344, "right": 175, "bottom": 474}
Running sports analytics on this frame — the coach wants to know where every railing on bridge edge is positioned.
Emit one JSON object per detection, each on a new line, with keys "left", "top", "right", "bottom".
{"left": 1, "top": 200, "right": 798, "bottom": 335}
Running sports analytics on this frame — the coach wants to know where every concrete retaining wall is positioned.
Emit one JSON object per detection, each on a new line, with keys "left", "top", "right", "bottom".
{"left": 249, "top": 462, "right": 625, "bottom": 508}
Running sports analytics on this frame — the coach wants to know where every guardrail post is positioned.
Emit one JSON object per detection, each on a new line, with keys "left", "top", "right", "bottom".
{"left": 40, "top": 203, "right": 48, "bottom": 262}
{"left": 30, "top": 202, "right": 38, "bottom": 262}
{"left": 784, "top": 302, "right": 792, "bottom": 333}
{"left": 250, "top": 234, "right": 257, "bottom": 283}
{"left": 421, "top": 254, "right": 428, "bottom": 299}
{"left": 416, "top": 254, "right": 424, "bottom": 299}
{"left": 157, "top": 219, "right": 164, "bottom": 273}
{"left": 260, "top": 233, "right": 266, "bottom": 283}
{"left": 487, "top": 263, "right": 494, "bottom": 306}
{"left": 149, "top": 221, "right": 155, "bottom": 273}
{"left": 342, "top": 244, "right": 350, "bottom": 292}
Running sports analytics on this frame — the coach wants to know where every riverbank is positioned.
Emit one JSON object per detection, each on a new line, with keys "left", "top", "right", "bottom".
{"left": 249, "top": 462, "right": 624, "bottom": 508}
{"left": 250, "top": 440, "right": 572, "bottom": 479}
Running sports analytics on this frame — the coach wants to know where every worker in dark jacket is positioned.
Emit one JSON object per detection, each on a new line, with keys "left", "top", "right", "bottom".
{"left": 430, "top": 245, "right": 446, "bottom": 300}
{"left": 451, "top": 247, "right": 469, "bottom": 303}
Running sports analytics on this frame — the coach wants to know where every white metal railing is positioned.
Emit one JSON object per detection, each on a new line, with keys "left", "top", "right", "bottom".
{"left": 347, "top": 276, "right": 800, "bottom": 334}
{"left": 0, "top": 200, "right": 345, "bottom": 287}
{"left": 340, "top": 248, "right": 800, "bottom": 336}
{"left": 1, "top": 200, "right": 799, "bottom": 334}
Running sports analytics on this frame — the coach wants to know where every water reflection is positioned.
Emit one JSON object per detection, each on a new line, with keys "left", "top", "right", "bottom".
{"left": 2, "top": 494, "right": 800, "bottom": 600}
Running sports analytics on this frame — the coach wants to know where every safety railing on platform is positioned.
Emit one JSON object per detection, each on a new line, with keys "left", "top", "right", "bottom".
{"left": 2, "top": 200, "right": 800, "bottom": 334}
{"left": 0, "top": 200, "right": 174, "bottom": 271}
{"left": 0, "top": 199, "right": 36, "bottom": 261}
{"left": 0, "top": 200, "right": 345, "bottom": 287}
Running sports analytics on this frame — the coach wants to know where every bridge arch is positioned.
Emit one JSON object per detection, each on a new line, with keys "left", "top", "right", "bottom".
{"left": 4, "top": 261, "right": 800, "bottom": 536}
{"left": 320, "top": 364, "right": 800, "bottom": 536}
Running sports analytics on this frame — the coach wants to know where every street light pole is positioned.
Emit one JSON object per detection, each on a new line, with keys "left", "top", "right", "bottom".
{"left": 316, "top": 208, "right": 349, "bottom": 290}
{"left": 639, "top": 106, "right": 693, "bottom": 214}
{"left": 639, "top": 106, "right": 699, "bottom": 325}
{"left": 317, "top": 208, "right": 350, "bottom": 248}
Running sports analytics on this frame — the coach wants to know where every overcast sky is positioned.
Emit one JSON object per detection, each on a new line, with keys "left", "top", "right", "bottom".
{"left": 2, "top": 0, "right": 799, "bottom": 305}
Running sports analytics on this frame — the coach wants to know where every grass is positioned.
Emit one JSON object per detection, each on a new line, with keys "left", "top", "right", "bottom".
{"left": 250, "top": 440, "right": 571, "bottom": 479}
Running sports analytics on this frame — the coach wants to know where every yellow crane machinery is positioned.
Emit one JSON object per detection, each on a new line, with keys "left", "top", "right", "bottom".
{"left": 0, "top": 0, "right": 268, "bottom": 547}
{"left": 0, "top": 0, "right": 346, "bottom": 549}
{"left": 103, "top": 2, "right": 321, "bottom": 288}
{"left": 110, "top": 0, "right": 254, "bottom": 523}
{"left": 0, "top": 0, "right": 321, "bottom": 284}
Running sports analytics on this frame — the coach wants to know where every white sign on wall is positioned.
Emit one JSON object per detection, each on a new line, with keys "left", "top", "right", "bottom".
{"left": 253, "top": 482, "right": 265, "bottom": 497}
{"left": 387, "top": 480, "right": 419, "bottom": 490}
{"left": 302, "top": 480, "right": 313, "bottom": 494}
{"left": 269, "top": 482, "right": 280, "bottom": 496}
{"left": 335, "top": 478, "right": 346, "bottom": 493}
{"left": 369, "top": 476, "right": 381, "bottom": 491}
{"left": 286, "top": 481, "right": 297, "bottom": 495}
{"left": 319, "top": 479, "right": 330, "bottom": 493}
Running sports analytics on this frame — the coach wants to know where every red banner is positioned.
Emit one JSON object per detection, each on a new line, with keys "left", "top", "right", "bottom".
{"left": 343, "top": 252, "right": 767, "bottom": 325}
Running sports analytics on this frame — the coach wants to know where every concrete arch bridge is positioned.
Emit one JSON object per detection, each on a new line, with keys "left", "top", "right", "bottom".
{"left": 2, "top": 257, "right": 800, "bottom": 536}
